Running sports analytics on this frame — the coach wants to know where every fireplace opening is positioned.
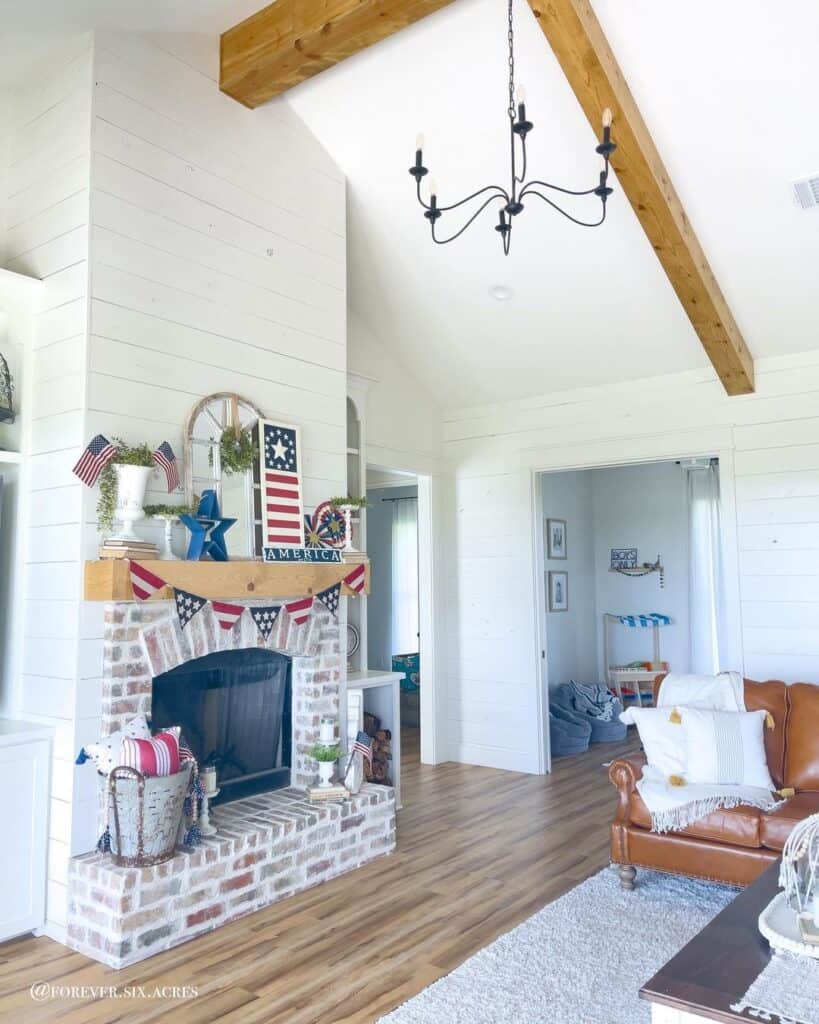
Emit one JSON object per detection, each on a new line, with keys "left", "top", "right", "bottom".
{"left": 151, "top": 648, "right": 292, "bottom": 804}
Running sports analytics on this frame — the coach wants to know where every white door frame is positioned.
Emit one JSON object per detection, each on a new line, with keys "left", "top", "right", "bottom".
{"left": 366, "top": 464, "right": 443, "bottom": 765}
{"left": 531, "top": 446, "right": 743, "bottom": 774}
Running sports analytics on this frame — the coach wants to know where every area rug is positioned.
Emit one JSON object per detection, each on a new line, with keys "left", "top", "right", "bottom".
{"left": 378, "top": 868, "right": 736, "bottom": 1024}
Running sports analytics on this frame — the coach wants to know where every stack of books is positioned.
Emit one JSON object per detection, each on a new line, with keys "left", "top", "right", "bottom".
{"left": 99, "top": 538, "right": 160, "bottom": 561}
{"left": 306, "top": 783, "right": 349, "bottom": 802}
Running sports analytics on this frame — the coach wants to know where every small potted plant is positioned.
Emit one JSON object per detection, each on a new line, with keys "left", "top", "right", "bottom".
{"left": 309, "top": 742, "right": 342, "bottom": 788}
{"left": 144, "top": 503, "right": 196, "bottom": 560}
{"left": 328, "top": 495, "right": 367, "bottom": 552}
{"left": 98, "top": 441, "right": 156, "bottom": 538}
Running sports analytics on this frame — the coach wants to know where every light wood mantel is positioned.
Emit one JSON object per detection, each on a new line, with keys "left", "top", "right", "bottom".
{"left": 84, "top": 558, "right": 370, "bottom": 602}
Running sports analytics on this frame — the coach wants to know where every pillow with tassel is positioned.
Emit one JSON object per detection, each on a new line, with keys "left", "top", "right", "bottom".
{"left": 680, "top": 708, "right": 775, "bottom": 790}
{"left": 619, "top": 706, "right": 687, "bottom": 780}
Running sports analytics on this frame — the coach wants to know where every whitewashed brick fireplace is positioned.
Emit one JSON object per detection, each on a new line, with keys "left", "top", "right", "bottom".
{"left": 65, "top": 594, "right": 396, "bottom": 968}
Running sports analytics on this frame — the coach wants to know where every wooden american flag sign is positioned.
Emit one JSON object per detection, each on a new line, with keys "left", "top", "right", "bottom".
{"left": 259, "top": 419, "right": 305, "bottom": 548}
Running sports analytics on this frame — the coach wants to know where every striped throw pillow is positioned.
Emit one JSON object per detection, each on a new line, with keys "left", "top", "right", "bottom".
{"left": 120, "top": 726, "right": 181, "bottom": 777}
{"left": 681, "top": 709, "right": 774, "bottom": 790}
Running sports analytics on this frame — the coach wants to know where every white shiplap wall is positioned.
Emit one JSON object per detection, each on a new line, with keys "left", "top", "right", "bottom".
{"left": 443, "top": 353, "right": 819, "bottom": 773}
{"left": 2, "top": 36, "right": 94, "bottom": 936}
{"left": 2, "top": 31, "right": 348, "bottom": 936}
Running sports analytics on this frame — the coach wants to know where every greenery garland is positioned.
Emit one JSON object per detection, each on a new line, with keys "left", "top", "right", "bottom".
{"left": 328, "top": 495, "right": 368, "bottom": 509}
{"left": 210, "top": 426, "right": 257, "bottom": 476}
{"left": 96, "top": 441, "right": 155, "bottom": 533}
{"left": 144, "top": 503, "right": 195, "bottom": 518}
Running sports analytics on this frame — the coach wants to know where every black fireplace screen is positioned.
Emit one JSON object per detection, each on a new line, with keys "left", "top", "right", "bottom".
{"left": 151, "top": 648, "right": 292, "bottom": 803}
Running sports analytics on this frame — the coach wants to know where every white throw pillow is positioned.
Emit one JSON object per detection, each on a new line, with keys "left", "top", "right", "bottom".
{"left": 681, "top": 708, "right": 774, "bottom": 790}
{"left": 619, "top": 707, "right": 686, "bottom": 779}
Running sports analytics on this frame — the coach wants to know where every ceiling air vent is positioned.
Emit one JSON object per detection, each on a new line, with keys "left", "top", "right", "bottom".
{"left": 793, "top": 174, "right": 819, "bottom": 211}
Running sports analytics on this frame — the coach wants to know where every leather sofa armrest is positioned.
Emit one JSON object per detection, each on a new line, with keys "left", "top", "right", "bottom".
{"left": 608, "top": 753, "right": 646, "bottom": 824}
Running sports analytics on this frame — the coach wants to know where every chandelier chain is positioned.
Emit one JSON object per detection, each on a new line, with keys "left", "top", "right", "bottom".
{"left": 507, "top": 0, "right": 516, "bottom": 121}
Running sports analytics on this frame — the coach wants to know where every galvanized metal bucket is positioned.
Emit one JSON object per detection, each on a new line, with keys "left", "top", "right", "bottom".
{"left": 106, "top": 761, "right": 192, "bottom": 867}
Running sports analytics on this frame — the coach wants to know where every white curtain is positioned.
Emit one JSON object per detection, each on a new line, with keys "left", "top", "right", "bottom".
{"left": 391, "top": 497, "right": 419, "bottom": 656}
{"left": 688, "top": 462, "right": 722, "bottom": 674}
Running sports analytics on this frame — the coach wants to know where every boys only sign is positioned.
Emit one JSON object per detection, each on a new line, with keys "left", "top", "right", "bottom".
{"left": 260, "top": 420, "right": 305, "bottom": 549}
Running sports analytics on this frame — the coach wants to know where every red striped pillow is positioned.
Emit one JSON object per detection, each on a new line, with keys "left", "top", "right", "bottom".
{"left": 120, "top": 726, "right": 181, "bottom": 777}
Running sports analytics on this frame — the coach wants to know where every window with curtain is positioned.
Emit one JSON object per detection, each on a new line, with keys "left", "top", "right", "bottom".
{"left": 391, "top": 496, "right": 419, "bottom": 656}
{"left": 687, "top": 460, "right": 722, "bottom": 674}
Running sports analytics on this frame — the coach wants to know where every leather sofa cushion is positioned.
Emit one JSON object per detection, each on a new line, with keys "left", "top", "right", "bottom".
{"left": 630, "top": 792, "right": 762, "bottom": 848}
{"left": 744, "top": 680, "right": 788, "bottom": 789}
{"left": 761, "top": 791, "right": 819, "bottom": 850}
{"left": 784, "top": 684, "right": 819, "bottom": 792}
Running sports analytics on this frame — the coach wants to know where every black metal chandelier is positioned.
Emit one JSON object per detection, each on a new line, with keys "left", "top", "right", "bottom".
{"left": 409, "top": 0, "right": 616, "bottom": 254}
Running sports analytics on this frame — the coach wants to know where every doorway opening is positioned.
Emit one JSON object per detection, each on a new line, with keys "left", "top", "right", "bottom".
{"left": 365, "top": 466, "right": 422, "bottom": 779}
{"left": 535, "top": 456, "right": 732, "bottom": 768}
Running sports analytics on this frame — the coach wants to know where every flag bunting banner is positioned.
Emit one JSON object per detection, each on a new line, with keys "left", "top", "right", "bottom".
{"left": 129, "top": 560, "right": 167, "bottom": 601}
{"left": 211, "top": 599, "right": 244, "bottom": 631}
{"left": 316, "top": 582, "right": 341, "bottom": 619}
{"left": 175, "top": 588, "right": 207, "bottom": 629}
{"left": 285, "top": 596, "right": 313, "bottom": 626}
{"left": 249, "top": 605, "right": 282, "bottom": 642}
{"left": 343, "top": 564, "right": 366, "bottom": 594}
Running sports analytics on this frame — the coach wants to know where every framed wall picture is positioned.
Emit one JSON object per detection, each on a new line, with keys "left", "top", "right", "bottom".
{"left": 546, "top": 518, "right": 567, "bottom": 560}
{"left": 548, "top": 571, "right": 569, "bottom": 612}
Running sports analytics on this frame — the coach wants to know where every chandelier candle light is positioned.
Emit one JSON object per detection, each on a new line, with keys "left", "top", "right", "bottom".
{"left": 409, "top": 0, "right": 616, "bottom": 254}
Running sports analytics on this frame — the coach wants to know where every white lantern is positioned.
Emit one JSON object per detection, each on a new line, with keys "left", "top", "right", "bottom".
{"left": 780, "top": 812, "right": 819, "bottom": 916}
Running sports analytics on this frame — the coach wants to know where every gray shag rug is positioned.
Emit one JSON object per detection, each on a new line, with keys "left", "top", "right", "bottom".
{"left": 378, "top": 867, "right": 736, "bottom": 1024}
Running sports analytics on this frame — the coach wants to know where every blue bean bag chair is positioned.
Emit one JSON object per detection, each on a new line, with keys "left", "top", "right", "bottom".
{"left": 549, "top": 704, "right": 592, "bottom": 756}
{"left": 552, "top": 682, "right": 627, "bottom": 744}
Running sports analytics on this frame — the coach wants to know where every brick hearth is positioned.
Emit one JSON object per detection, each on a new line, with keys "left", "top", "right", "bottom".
{"left": 67, "top": 785, "right": 395, "bottom": 968}
{"left": 65, "top": 594, "right": 396, "bottom": 967}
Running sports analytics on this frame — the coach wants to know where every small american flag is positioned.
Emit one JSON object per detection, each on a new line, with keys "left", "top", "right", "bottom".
{"left": 261, "top": 421, "right": 304, "bottom": 547}
{"left": 153, "top": 441, "right": 180, "bottom": 492}
{"left": 72, "top": 434, "right": 118, "bottom": 487}
{"left": 352, "top": 731, "right": 373, "bottom": 764}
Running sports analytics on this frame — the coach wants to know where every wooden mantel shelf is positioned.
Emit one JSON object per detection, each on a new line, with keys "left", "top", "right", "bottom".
{"left": 84, "top": 557, "right": 370, "bottom": 602}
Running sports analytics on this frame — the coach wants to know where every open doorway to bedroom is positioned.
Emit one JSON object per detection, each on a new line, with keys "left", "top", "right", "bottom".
{"left": 364, "top": 468, "right": 421, "bottom": 771}
{"left": 536, "top": 457, "right": 732, "bottom": 765}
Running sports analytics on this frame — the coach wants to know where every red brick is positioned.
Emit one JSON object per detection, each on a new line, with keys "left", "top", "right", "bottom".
{"left": 219, "top": 871, "right": 253, "bottom": 893}
{"left": 233, "top": 850, "right": 266, "bottom": 871}
{"left": 186, "top": 904, "right": 223, "bottom": 928}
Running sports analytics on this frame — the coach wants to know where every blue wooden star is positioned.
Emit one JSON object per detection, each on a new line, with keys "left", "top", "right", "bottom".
{"left": 180, "top": 490, "right": 236, "bottom": 561}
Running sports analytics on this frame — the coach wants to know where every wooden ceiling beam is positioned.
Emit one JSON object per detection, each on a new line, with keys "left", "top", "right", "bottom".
{"left": 526, "top": 0, "right": 753, "bottom": 395}
{"left": 220, "top": 0, "right": 457, "bottom": 109}
{"left": 220, "top": 0, "right": 754, "bottom": 395}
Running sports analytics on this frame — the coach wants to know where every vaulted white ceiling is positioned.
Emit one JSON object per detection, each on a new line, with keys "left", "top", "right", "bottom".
{"left": 288, "top": 0, "right": 819, "bottom": 405}
{"left": 1, "top": 0, "right": 818, "bottom": 407}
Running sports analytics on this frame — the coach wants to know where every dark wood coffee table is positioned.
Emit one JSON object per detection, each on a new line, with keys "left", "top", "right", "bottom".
{"left": 640, "top": 862, "right": 779, "bottom": 1024}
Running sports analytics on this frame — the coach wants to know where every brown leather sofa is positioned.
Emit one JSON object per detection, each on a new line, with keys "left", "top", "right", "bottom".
{"left": 609, "top": 678, "right": 819, "bottom": 889}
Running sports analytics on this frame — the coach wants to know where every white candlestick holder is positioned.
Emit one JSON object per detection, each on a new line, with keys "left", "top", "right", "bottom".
{"left": 199, "top": 787, "right": 220, "bottom": 836}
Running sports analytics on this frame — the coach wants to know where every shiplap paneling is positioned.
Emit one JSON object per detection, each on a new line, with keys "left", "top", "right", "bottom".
{"left": 5, "top": 40, "right": 93, "bottom": 934}
{"left": 443, "top": 351, "right": 819, "bottom": 773}
{"left": 4, "top": 29, "right": 349, "bottom": 933}
{"left": 83, "top": 32, "right": 347, "bottom": 574}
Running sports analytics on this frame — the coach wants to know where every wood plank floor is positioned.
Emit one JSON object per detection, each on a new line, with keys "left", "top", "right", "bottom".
{"left": 0, "top": 729, "right": 638, "bottom": 1023}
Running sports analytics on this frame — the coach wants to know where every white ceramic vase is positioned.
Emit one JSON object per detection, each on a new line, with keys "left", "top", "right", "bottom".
{"left": 111, "top": 464, "right": 153, "bottom": 542}
{"left": 317, "top": 761, "right": 335, "bottom": 788}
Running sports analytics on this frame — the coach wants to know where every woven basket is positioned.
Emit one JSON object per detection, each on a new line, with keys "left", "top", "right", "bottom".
{"left": 105, "top": 761, "right": 192, "bottom": 867}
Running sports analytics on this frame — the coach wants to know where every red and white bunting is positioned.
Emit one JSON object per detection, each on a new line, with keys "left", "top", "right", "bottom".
{"left": 129, "top": 560, "right": 167, "bottom": 601}
{"left": 211, "top": 599, "right": 245, "bottom": 631}
{"left": 343, "top": 564, "right": 366, "bottom": 594}
{"left": 285, "top": 596, "right": 313, "bottom": 626}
